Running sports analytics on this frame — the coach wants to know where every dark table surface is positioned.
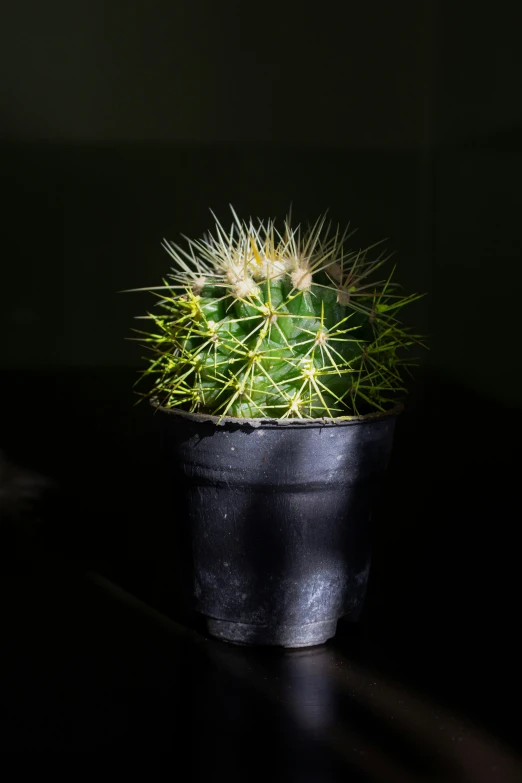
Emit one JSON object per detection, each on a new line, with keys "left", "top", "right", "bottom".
{"left": 1, "top": 559, "right": 520, "bottom": 781}
{"left": 1, "top": 368, "right": 521, "bottom": 778}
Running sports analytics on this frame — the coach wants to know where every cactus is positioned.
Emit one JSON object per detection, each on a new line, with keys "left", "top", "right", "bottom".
{"left": 130, "top": 208, "right": 424, "bottom": 420}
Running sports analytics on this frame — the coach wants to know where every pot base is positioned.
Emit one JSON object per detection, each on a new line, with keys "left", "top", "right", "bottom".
{"left": 204, "top": 616, "right": 338, "bottom": 648}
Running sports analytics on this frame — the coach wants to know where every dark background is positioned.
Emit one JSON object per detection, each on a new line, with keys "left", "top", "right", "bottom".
{"left": 1, "top": 0, "right": 521, "bottom": 400}
{"left": 1, "top": 0, "right": 521, "bottom": 766}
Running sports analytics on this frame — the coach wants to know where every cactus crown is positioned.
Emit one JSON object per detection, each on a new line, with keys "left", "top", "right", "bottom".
{"left": 130, "top": 207, "right": 424, "bottom": 420}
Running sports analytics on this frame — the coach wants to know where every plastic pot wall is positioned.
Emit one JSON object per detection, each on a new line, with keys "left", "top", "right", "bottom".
{"left": 157, "top": 408, "right": 399, "bottom": 647}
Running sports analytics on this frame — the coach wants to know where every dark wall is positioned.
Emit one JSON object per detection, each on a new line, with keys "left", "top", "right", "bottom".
{"left": 2, "top": 0, "right": 521, "bottom": 404}
{"left": 431, "top": 1, "right": 522, "bottom": 405}
{"left": 1, "top": 1, "right": 428, "bottom": 145}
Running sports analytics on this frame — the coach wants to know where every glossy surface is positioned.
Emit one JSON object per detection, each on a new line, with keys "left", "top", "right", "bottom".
{"left": 1, "top": 368, "right": 521, "bottom": 776}
{"left": 160, "top": 408, "right": 397, "bottom": 646}
{"left": 2, "top": 561, "right": 521, "bottom": 782}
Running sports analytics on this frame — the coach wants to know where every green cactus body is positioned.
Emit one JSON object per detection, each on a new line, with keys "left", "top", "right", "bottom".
{"left": 131, "top": 209, "right": 423, "bottom": 419}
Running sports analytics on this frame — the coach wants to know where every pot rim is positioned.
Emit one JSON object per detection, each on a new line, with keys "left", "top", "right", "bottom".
{"left": 150, "top": 398, "right": 404, "bottom": 428}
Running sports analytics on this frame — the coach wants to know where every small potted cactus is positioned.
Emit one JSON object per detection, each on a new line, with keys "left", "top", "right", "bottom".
{"left": 129, "top": 208, "right": 423, "bottom": 647}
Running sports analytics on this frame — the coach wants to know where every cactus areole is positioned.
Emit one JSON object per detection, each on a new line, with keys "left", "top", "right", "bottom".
{"left": 129, "top": 208, "right": 423, "bottom": 646}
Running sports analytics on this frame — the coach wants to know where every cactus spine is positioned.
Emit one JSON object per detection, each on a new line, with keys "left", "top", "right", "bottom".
{"left": 130, "top": 208, "right": 423, "bottom": 420}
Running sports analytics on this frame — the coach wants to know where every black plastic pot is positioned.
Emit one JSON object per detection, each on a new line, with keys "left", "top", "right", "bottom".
{"left": 156, "top": 405, "right": 401, "bottom": 647}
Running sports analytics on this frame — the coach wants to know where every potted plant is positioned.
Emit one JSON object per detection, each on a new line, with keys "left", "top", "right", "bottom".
{"left": 128, "top": 208, "right": 423, "bottom": 647}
